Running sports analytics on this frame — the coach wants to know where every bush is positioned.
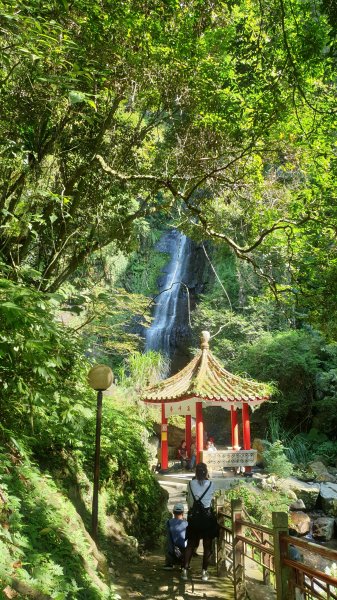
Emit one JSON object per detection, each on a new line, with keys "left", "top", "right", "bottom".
{"left": 223, "top": 482, "right": 292, "bottom": 527}
{"left": 263, "top": 440, "right": 294, "bottom": 478}
{"left": 0, "top": 438, "right": 117, "bottom": 600}
{"left": 267, "top": 415, "right": 312, "bottom": 466}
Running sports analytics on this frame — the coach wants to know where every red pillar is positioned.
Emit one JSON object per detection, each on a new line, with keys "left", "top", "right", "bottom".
{"left": 231, "top": 406, "right": 239, "bottom": 449}
{"left": 196, "top": 402, "right": 203, "bottom": 463}
{"left": 242, "top": 403, "right": 251, "bottom": 450}
{"left": 242, "top": 402, "right": 251, "bottom": 473}
{"left": 161, "top": 404, "right": 168, "bottom": 470}
{"left": 185, "top": 415, "right": 192, "bottom": 456}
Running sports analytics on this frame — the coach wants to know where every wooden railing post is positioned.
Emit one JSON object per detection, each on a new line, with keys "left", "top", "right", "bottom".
{"left": 215, "top": 492, "right": 226, "bottom": 574}
{"left": 272, "top": 512, "right": 289, "bottom": 600}
{"left": 262, "top": 531, "right": 271, "bottom": 586}
{"left": 232, "top": 498, "right": 245, "bottom": 600}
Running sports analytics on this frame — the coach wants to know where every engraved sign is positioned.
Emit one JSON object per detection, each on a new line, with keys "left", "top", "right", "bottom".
{"left": 201, "top": 449, "right": 257, "bottom": 470}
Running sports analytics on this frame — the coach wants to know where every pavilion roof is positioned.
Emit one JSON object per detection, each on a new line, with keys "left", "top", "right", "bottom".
{"left": 141, "top": 331, "right": 270, "bottom": 407}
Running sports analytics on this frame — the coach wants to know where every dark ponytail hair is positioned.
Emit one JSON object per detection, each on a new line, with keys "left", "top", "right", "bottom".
{"left": 195, "top": 462, "right": 209, "bottom": 484}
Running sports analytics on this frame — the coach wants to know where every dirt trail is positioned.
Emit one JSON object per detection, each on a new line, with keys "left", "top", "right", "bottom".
{"left": 112, "top": 548, "right": 234, "bottom": 599}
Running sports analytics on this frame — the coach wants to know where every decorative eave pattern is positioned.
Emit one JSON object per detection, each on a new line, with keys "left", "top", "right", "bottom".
{"left": 141, "top": 342, "right": 270, "bottom": 406}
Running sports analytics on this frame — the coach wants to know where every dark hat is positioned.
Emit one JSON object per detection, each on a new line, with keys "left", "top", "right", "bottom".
{"left": 173, "top": 502, "right": 184, "bottom": 513}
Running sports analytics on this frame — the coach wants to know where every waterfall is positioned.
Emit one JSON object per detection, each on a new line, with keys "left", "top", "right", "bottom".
{"left": 145, "top": 229, "right": 189, "bottom": 358}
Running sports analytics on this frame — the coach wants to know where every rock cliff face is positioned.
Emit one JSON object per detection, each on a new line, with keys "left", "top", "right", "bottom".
{"left": 145, "top": 229, "right": 210, "bottom": 374}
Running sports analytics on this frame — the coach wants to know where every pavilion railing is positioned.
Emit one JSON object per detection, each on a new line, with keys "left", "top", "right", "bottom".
{"left": 214, "top": 495, "right": 337, "bottom": 600}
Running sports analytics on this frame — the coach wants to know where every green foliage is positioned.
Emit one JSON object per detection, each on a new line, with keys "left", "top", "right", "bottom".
{"left": 236, "top": 329, "right": 323, "bottom": 426}
{"left": 0, "top": 438, "right": 117, "bottom": 599}
{"left": 312, "top": 440, "right": 337, "bottom": 464}
{"left": 120, "top": 224, "right": 168, "bottom": 296}
{"left": 1, "top": 0, "right": 336, "bottom": 305}
{"left": 223, "top": 482, "right": 291, "bottom": 527}
{"left": 298, "top": 428, "right": 337, "bottom": 466}
{"left": 97, "top": 403, "right": 166, "bottom": 547}
{"left": 0, "top": 278, "right": 93, "bottom": 447}
{"left": 63, "top": 223, "right": 169, "bottom": 371}
{"left": 0, "top": 276, "right": 169, "bottom": 579}
{"left": 1, "top": 0, "right": 337, "bottom": 588}
{"left": 267, "top": 416, "right": 312, "bottom": 466}
{"left": 263, "top": 440, "right": 294, "bottom": 478}
{"left": 118, "top": 351, "right": 168, "bottom": 391}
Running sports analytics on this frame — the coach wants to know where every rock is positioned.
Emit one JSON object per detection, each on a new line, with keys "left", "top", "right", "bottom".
{"left": 312, "top": 517, "right": 335, "bottom": 541}
{"left": 327, "top": 466, "right": 337, "bottom": 477}
{"left": 308, "top": 461, "right": 337, "bottom": 483}
{"left": 277, "top": 477, "right": 320, "bottom": 509}
{"left": 126, "top": 535, "right": 139, "bottom": 549}
{"left": 289, "top": 511, "right": 311, "bottom": 535}
{"left": 252, "top": 473, "right": 267, "bottom": 481}
{"left": 313, "top": 455, "right": 328, "bottom": 465}
{"left": 289, "top": 499, "right": 305, "bottom": 511}
{"left": 319, "top": 482, "right": 337, "bottom": 516}
{"left": 252, "top": 439, "right": 266, "bottom": 464}
{"left": 261, "top": 478, "right": 273, "bottom": 491}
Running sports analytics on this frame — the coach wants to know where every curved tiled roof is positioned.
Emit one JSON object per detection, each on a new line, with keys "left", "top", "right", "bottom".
{"left": 141, "top": 331, "right": 270, "bottom": 406}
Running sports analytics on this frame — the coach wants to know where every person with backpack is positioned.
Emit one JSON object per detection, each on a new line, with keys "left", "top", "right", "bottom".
{"left": 182, "top": 462, "right": 218, "bottom": 582}
{"left": 163, "top": 502, "right": 188, "bottom": 570}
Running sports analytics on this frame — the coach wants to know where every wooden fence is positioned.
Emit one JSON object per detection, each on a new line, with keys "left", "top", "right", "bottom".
{"left": 214, "top": 494, "right": 337, "bottom": 600}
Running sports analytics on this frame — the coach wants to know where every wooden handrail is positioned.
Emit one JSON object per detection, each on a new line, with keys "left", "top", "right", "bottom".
{"left": 219, "top": 525, "right": 232, "bottom": 534}
{"left": 281, "top": 533, "right": 337, "bottom": 561}
{"left": 283, "top": 557, "right": 337, "bottom": 586}
{"left": 237, "top": 518, "right": 274, "bottom": 536}
{"left": 215, "top": 495, "right": 337, "bottom": 600}
{"left": 236, "top": 534, "right": 274, "bottom": 556}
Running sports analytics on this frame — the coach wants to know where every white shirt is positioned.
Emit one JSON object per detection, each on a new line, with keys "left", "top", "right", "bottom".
{"left": 187, "top": 479, "right": 215, "bottom": 509}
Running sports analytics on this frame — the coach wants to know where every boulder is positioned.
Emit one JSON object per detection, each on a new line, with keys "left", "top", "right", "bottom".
{"left": 308, "top": 461, "right": 337, "bottom": 483}
{"left": 289, "top": 511, "right": 311, "bottom": 535}
{"left": 312, "top": 517, "right": 335, "bottom": 541}
{"left": 277, "top": 477, "right": 320, "bottom": 509}
{"left": 319, "top": 482, "right": 337, "bottom": 516}
{"left": 252, "top": 473, "right": 267, "bottom": 481}
{"left": 289, "top": 499, "right": 305, "bottom": 511}
{"left": 259, "top": 475, "right": 278, "bottom": 491}
{"left": 252, "top": 438, "right": 266, "bottom": 464}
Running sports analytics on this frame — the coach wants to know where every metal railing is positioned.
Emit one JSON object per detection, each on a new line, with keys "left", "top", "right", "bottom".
{"left": 214, "top": 495, "right": 337, "bottom": 600}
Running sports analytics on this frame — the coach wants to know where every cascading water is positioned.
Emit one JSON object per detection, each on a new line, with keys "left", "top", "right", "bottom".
{"left": 145, "top": 229, "right": 189, "bottom": 359}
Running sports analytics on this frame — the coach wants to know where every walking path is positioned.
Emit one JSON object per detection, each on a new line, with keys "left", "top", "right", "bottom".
{"left": 112, "top": 472, "right": 235, "bottom": 599}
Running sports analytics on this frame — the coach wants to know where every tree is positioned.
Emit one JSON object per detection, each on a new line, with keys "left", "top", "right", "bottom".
{"left": 0, "top": 0, "right": 335, "bottom": 294}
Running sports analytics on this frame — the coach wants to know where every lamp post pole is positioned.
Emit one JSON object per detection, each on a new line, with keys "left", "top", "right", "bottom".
{"left": 88, "top": 364, "right": 113, "bottom": 542}
{"left": 92, "top": 388, "right": 103, "bottom": 541}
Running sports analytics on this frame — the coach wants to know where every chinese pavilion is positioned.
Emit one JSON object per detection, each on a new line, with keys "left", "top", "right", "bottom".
{"left": 141, "top": 331, "right": 270, "bottom": 470}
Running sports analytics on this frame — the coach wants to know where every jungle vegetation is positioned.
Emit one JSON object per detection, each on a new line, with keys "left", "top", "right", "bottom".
{"left": 1, "top": 0, "right": 337, "bottom": 597}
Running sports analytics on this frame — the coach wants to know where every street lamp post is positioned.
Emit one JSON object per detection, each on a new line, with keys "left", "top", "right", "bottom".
{"left": 88, "top": 364, "right": 113, "bottom": 541}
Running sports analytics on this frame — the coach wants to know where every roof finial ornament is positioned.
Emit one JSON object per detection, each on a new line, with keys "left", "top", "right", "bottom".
{"left": 200, "top": 330, "right": 210, "bottom": 350}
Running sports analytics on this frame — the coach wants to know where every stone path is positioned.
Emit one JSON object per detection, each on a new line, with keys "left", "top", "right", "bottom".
{"left": 111, "top": 473, "right": 235, "bottom": 599}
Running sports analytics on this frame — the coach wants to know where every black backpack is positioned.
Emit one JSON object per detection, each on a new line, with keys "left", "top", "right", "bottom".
{"left": 187, "top": 481, "right": 212, "bottom": 526}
